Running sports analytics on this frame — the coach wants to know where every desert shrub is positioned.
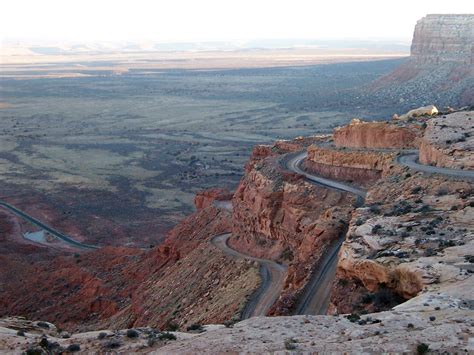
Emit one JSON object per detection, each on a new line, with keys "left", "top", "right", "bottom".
{"left": 284, "top": 338, "right": 297, "bottom": 350}
{"left": 104, "top": 340, "right": 122, "bottom": 349}
{"left": 355, "top": 218, "right": 364, "bottom": 226}
{"left": 17, "top": 330, "right": 25, "bottom": 336}
{"left": 126, "top": 329, "right": 139, "bottom": 338}
{"left": 438, "top": 240, "right": 455, "bottom": 248}
{"left": 436, "top": 187, "right": 449, "bottom": 196}
{"left": 25, "top": 348, "right": 43, "bottom": 355}
{"left": 223, "top": 319, "right": 236, "bottom": 328}
{"left": 39, "top": 338, "right": 49, "bottom": 348}
{"left": 371, "top": 224, "right": 382, "bottom": 234}
{"left": 36, "top": 321, "right": 50, "bottom": 329}
{"left": 98, "top": 332, "right": 108, "bottom": 340}
{"left": 186, "top": 323, "right": 203, "bottom": 332}
{"left": 417, "top": 343, "right": 430, "bottom": 355}
{"left": 400, "top": 231, "right": 409, "bottom": 238}
{"left": 369, "top": 204, "right": 381, "bottom": 214}
{"left": 346, "top": 313, "right": 360, "bottom": 322}
{"left": 280, "top": 247, "right": 294, "bottom": 261}
{"left": 411, "top": 186, "right": 422, "bottom": 194}
{"left": 67, "top": 344, "right": 81, "bottom": 352}
{"left": 464, "top": 255, "right": 474, "bottom": 263}
{"left": 424, "top": 248, "right": 437, "bottom": 257}
{"left": 164, "top": 321, "right": 179, "bottom": 331}
{"left": 158, "top": 332, "right": 177, "bottom": 341}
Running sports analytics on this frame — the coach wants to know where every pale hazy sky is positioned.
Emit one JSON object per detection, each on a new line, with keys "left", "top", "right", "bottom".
{"left": 1, "top": 0, "right": 473, "bottom": 43}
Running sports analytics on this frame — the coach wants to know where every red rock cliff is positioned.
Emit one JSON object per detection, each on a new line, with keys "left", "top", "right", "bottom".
{"left": 333, "top": 119, "right": 421, "bottom": 149}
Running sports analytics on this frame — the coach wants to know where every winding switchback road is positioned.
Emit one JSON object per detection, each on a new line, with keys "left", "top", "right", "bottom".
{"left": 397, "top": 152, "right": 474, "bottom": 180}
{"left": 285, "top": 151, "right": 367, "bottom": 200}
{"left": 282, "top": 151, "right": 367, "bottom": 315}
{"left": 283, "top": 148, "right": 473, "bottom": 315}
{"left": 211, "top": 233, "right": 287, "bottom": 319}
{"left": 0, "top": 201, "right": 98, "bottom": 250}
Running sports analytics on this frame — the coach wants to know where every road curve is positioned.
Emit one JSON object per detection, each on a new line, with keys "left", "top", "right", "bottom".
{"left": 284, "top": 151, "right": 367, "bottom": 200}
{"left": 0, "top": 201, "right": 98, "bottom": 250}
{"left": 397, "top": 152, "right": 474, "bottom": 180}
{"left": 210, "top": 233, "right": 287, "bottom": 319}
{"left": 282, "top": 151, "right": 367, "bottom": 315}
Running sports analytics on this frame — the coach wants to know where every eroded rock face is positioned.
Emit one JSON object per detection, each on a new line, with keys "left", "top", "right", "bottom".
{"left": 333, "top": 119, "right": 421, "bottom": 149}
{"left": 411, "top": 14, "right": 474, "bottom": 65}
{"left": 304, "top": 145, "right": 395, "bottom": 186}
{"left": 419, "top": 110, "right": 474, "bottom": 170}
{"left": 230, "top": 139, "right": 355, "bottom": 314}
{"left": 194, "top": 188, "right": 233, "bottom": 210}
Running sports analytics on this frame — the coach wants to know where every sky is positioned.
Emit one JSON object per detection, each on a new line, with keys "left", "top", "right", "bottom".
{"left": 1, "top": 0, "right": 473, "bottom": 43}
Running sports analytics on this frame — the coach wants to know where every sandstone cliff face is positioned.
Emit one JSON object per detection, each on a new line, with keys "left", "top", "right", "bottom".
{"left": 411, "top": 15, "right": 473, "bottom": 65}
{"left": 304, "top": 145, "right": 395, "bottom": 186}
{"left": 419, "top": 110, "right": 474, "bottom": 169}
{"left": 230, "top": 140, "right": 355, "bottom": 314}
{"left": 370, "top": 14, "right": 474, "bottom": 108}
{"left": 333, "top": 119, "right": 421, "bottom": 149}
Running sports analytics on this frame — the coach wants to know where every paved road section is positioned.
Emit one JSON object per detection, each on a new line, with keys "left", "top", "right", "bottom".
{"left": 284, "top": 151, "right": 367, "bottom": 199}
{"left": 211, "top": 233, "right": 287, "bottom": 319}
{"left": 293, "top": 236, "right": 345, "bottom": 315}
{"left": 397, "top": 152, "right": 474, "bottom": 180}
{"left": 0, "top": 201, "right": 98, "bottom": 250}
{"left": 282, "top": 151, "right": 367, "bottom": 315}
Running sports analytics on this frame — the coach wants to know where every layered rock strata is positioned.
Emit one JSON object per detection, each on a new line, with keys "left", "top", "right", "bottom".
{"left": 333, "top": 119, "right": 421, "bottom": 149}
{"left": 304, "top": 145, "right": 396, "bottom": 186}
{"left": 411, "top": 14, "right": 473, "bottom": 65}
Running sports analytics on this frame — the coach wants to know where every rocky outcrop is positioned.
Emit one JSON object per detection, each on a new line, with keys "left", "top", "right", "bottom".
{"left": 304, "top": 145, "right": 395, "bottom": 185}
{"left": 411, "top": 15, "right": 473, "bottom": 65}
{"left": 394, "top": 105, "right": 438, "bottom": 121}
{"left": 3, "top": 302, "right": 473, "bottom": 354}
{"left": 419, "top": 110, "right": 474, "bottom": 169}
{"left": 230, "top": 140, "right": 355, "bottom": 314}
{"left": 333, "top": 119, "right": 421, "bottom": 149}
{"left": 330, "top": 162, "right": 474, "bottom": 315}
{"left": 194, "top": 188, "right": 233, "bottom": 210}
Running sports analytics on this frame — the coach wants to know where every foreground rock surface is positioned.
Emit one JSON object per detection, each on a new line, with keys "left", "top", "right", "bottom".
{"left": 419, "top": 110, "right": 474, "bottom": 169}
{"left": 2, "top": 303, "right": 472, "bottom": 354}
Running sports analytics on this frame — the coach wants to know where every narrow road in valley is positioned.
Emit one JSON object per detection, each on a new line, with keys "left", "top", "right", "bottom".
{"left": 210, "top": 233, "right": 287, "bottom": 319}
{"left": 397, "top": 152, "right": 474, "bottom": 180}
{"left": 0, "top": 201, "right": 98, "bottom": 250}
